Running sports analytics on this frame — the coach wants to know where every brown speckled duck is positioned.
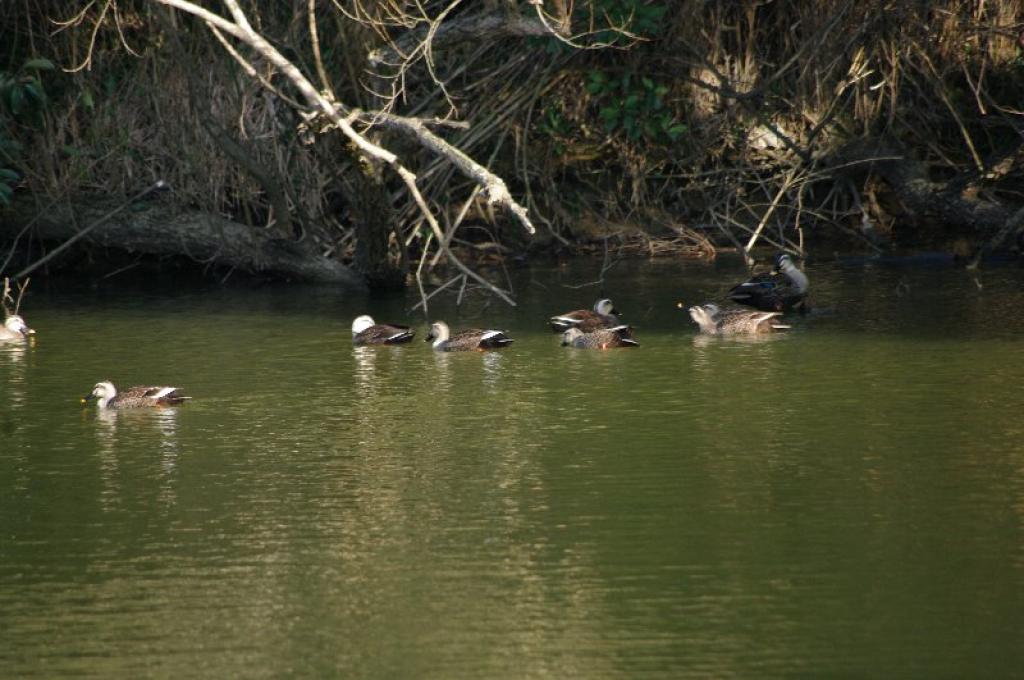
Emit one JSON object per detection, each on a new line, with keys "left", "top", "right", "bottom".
{"left": 82, "top": 381, "right": 191, "bottom": 409}
{"left": 561, "top": 325, "right": 639, "bottom": 349}
{"left": 686, "top": 303, "right": 789, "bottom": 336}
{"left": 549, "top": 298, "right": 622, "bottom": 333}
{"left": 351, "top": 315, "right": 415, "bottom": 345}
{"left": 426, "top": 321, "right": 514, "bottom": 352}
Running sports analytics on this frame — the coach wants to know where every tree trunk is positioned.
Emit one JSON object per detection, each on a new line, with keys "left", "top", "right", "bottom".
{"left": 349, "top": 155, "right": 406, "bottom": 290}
{"left": 0, "top": 198, "right": 365, "bottom": 286}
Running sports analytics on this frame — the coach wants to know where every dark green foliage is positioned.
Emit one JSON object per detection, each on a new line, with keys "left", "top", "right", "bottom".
{"left": 0, "top": 58, "right": 52, "bottom": 119}
{"left": 539, "top": 106, "right": 571, "bottom": 155}
{"left": 587, "top": 70, "right": 685, "bottom": 142}
{"left": 0, "top": 58, "right": 53, "bottom": 205}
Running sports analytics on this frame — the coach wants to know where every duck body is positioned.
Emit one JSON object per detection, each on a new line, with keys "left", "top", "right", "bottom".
{"left": 351, "top": 315, "right": 415, "bottom": 345}
{"left": 550, "top": 298, "right": 622, "bottom": 333}
{"left": 727, "top": 254, "right": 808, "bottom": 312}
{"left": 426, "top": 321, "right": 514, "bottom": 352}
{"left": 561, "top": 325, "right": 639, "bottom": 349}
{"left": 687, "top": 303, "right": 789, "bottom": 336}
{"left": 83, "top": 381, "right": 190, "bottom": 409}
{"left": 0, "top": 315, "right": 34, "bottom": 342}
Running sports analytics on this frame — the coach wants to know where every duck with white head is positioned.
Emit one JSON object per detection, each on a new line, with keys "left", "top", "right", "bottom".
{"left": 0, "top": 277, "right": 35, "bottom": 343}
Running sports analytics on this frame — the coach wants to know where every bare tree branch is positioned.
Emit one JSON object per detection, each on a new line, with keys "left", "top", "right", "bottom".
{"left": 156, "top": 0, "right": 535, "bottom": 304}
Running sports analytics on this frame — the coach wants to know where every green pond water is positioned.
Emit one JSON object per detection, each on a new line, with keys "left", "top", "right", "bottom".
{"left": 1, "top": 258, "right": 1023, "bottom": 677}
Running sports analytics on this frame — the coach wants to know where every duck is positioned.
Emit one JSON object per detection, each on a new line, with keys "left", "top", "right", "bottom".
{"left": 561, "top": 325, "right": 639, "bottom": 349}
{"left": 82, "top": 381, "right": 191, "bottom": 409}
{"left": 351, "top": 314, "right": 415, "bottom": 345}
{"left": 426, "top": 321, "right": 514, "bottom": 352}
{"left": 685, "top": 303, "right": 789, "bottom": 336}
{"left": 727, "top": 253, "right": 808, "bottom": 312}
{"left": 0, "top": 314, "right": 34, "bottom": 342}
{"left": 549, "top": 298, "right": 622, "bottom": 333}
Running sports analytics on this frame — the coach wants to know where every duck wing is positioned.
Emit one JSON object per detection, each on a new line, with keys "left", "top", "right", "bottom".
{"left": 356, "top": 323, "right": 415, "bottom": 345}
{"left": 124, "top": 386, "right": 190, "bottom": 405}
{"left": 474, "top": 329, "right": 514, "bottom": 349}
{"left": 549, "top": 309, "right": 592, "bottom": 332}
{"left": 727, "top": 271, "right": 790, "bottom": 311}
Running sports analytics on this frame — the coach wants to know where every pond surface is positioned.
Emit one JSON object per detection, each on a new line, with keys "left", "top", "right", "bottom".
{"left": 2, "top": 257, "right": 1023, "bottom": 677}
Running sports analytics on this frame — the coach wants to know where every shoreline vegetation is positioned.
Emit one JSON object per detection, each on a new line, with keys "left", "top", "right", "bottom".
{"left": 1, "top": 2, "right": 1023, "bottom": 299}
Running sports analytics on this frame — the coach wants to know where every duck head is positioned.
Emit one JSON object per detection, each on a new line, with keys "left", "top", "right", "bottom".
{"left": 351, "top": 315, "right": 375, "bottom": 336}
{"left": 82, "top": 381, "right": 117, "bottom": 408}
{"left": 773, "top": 253, "right": 796, "bottom": 273}
{"left": 4, "top": 314, "right": 34, "bottom": 337}
{"left": 425, "top": 321, "right": 450, "bottom": 345}
{"left": 561, "top": 328, "right": 584, "bottom": 346}
{"left": 687, "top": 305, "right": 718, "bottom": 333}
{"left": 594, "top": 298, "right": 618, "bottom": 316}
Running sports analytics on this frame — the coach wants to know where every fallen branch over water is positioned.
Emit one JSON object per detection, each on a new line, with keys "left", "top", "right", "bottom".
{"left": 0, "top": 198, "right": 366, "bottom": 286}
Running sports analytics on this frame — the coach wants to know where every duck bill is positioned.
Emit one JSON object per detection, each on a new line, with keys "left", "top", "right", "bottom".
{"left": 81, "top": 393, "right": 95, "bottom": 404}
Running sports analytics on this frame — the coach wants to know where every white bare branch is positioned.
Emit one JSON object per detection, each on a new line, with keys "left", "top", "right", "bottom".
{"left": 155, "top": 0, "right": 532, "bottom": 304}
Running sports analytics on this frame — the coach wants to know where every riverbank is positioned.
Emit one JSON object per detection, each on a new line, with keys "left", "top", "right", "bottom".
{"left": 3, "top": 3, "right": 1022, "bottom": 287}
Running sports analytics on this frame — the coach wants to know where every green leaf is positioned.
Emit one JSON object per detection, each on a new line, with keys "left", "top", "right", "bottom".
{"left": 667, "top": 123, "right": 688, "bottom": 140}
{"left": 0, "top": 168, "right": 19, "bottom": 181}
{"left": 0, "top": 182, "right": 13, "bottom": 205}
{"left": 24, "top": 82, "right": 46, "bottom": 104}
{"left": 642, "top": 77, "right": 654, "bottom": 90}
{"left": 9, "top": 85, "right": 24, "bottom": 115}
{"left": 599, "top": 106, "right": 620, "bottom": 123}
{"left": 82, "top": 89, "right": 94, "bottom": 111}
{"left": 22, "top": 58, "right": 55, "bottom": 71}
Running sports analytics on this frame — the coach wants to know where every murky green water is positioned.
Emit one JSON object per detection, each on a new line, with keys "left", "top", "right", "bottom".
{"left": 2, "top": 258, "right": 1023, "bottom": 677}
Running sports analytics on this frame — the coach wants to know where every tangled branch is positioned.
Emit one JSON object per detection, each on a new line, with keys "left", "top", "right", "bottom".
{"left": 156, "top": 0, "right": 536, "bottom": 304}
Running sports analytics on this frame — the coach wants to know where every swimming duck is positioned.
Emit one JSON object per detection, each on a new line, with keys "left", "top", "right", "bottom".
{"left": 351, "top": 315, "right": 415, "bottom": 345}
{"left": 727, "top": 253, "right": 808, "bottom": 312}
{"left": 686, "top": 303, "right": 789, "bottom": 336}
{"left": 549, "top": 298, "right": 622, "bottom": 333}
{"left": 561, "top": 325, "right": 639, "bottom": 349}
{"left": 0, "top": 314, "right": 34, "bottom": 342}
{"left": 426, "top": 321, "right": 514, "bottom": 352}
{"left": 82, "top": 381, "right": 191, "bottom": 409}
